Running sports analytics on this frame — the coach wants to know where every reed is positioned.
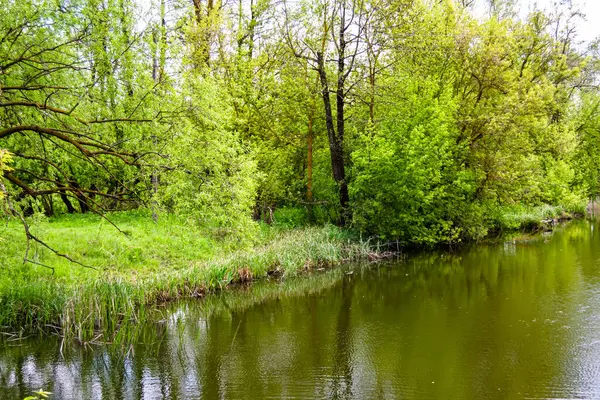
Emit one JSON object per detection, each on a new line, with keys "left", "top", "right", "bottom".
{"left": 0, "top": 213, "right": 373, "bottom": 342}
{"left": 3, "top": 203, "right": 577, "bottom": 342}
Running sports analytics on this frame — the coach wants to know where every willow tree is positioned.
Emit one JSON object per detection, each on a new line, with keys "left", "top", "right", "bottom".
{"left": 0, "top": 0, "right": 172, "bottom": 266}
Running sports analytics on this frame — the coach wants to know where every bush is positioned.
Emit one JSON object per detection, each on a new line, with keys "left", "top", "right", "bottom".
{"left": 351, "top": 81, "right": 476, "bottom": 245}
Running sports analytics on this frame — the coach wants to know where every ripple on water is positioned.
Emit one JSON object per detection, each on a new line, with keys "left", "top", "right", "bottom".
{"left": 3, "top": 221, "right": 600, "bottom": 399}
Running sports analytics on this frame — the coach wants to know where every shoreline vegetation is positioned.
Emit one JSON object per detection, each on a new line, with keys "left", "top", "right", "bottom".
{"left": 1, "top": 211, "right": 372, "bottom": 343}
{"left": 2, "top": 0, "right": 600, "bottom": 349}
{"left": 0, "top": 203, "right": 587, "bottom": 343}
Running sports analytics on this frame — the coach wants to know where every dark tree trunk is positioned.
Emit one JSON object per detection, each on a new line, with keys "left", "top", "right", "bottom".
{"left": 369, "top": 65, "right": 375, "bottom": 124}
{"left": 69, "top": 181, "right": 89, "bottom": 213}
{"left": 335, "top": 11, "right": 350, "bottom": 225}
{"left": 59, "top": 191, "right": 76, "bottom": 213}
{"left": 316, "top": 51, "right": 349, "bottom": 226}
{"left": 307, "top": 102, "right": 314, "bottom": 221}
{"left": 41, "top": 194, "right": 54, "bottom": 217}
{"left": 77, "top": 196, "right": 89, "bottom": 214}
{"left": 289, "top": 0, "right": 360, "bottom": 226}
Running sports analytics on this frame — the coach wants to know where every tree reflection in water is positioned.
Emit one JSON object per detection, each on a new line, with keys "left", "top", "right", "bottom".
{"left": 2, "top": 221, "right": 600, "bottom": 399}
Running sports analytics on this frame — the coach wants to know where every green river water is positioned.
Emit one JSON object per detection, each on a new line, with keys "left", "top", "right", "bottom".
{"left": 2, "top": 220, "right": 600, "bottom": 399}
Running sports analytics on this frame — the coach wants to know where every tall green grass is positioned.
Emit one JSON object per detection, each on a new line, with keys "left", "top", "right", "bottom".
{"left": 0, "top": 212, "right": 371, "bottom": 342}
{"left": 489, "top": 203, "right": 585, "bottom": 233}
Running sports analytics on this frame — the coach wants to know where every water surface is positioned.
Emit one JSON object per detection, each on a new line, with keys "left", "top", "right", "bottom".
{"left": 2, "top": 221, "right": 600, "bottom": 399}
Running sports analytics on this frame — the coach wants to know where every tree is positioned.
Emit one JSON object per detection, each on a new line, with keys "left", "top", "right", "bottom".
{"left": 285, "top": 0, "right": 372, "bottom": 225}
{"left": 0, "top": 0, "right": 166, "bottom": 216}
{"left": 0, "top": 0, "right": 177, "bottom": 267}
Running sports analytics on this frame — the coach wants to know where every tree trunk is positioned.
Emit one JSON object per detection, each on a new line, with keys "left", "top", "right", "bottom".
{"left": 192, "top": 0, "right": 214, "bottom": 66}
{"left": 316, "top": 52, "right": 348, "bottom": 225}
{"left": 335, "top": 7, "right": 350, "bottom": 225}
{"left": 41, "top": 194, "right": 53, "bottom": 217}
{"left": 150, "top": 2, "right": 166, "bottom": 222}
{"left": 307, "top": 102, "right": 314, "bottom": 222}
{"left": 59, "top": 191, "right": 76, "bottom": 213}
{"left": 72, "top": 186, "right": 89, "bottom": 213}
{"left": 307, "top": 110, "right": 314, "bottom": 204}
{"left": 369, "top": 64, "right": 375, "bottom": 125}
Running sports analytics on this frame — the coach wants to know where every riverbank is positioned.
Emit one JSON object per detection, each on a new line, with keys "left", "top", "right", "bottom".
{"left": 3, "top": 217, "right": 597, "bottom": 400}
{"left": 0, "top": 203, "right": 586, "bottom": 342}
{"left": 484, "top": 203, "right": 585, "bottom": 236}
{"left": 0, "top": 212, "right": 372, "bottom": 342}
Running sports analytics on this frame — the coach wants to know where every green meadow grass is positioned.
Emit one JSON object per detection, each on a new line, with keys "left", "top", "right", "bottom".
{"left": 0, "top": 211, "right": 369, "bottom": 342}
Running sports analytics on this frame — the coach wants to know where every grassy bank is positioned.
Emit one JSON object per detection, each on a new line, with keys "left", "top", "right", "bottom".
{"left": 0, "top": 203, "right": 587, "bottom": 342}
{"left": 485, "top": 203, "right": 586, "bottom": 236}
{"left": 0, "top": 212, "right": 370, "bottom": 342}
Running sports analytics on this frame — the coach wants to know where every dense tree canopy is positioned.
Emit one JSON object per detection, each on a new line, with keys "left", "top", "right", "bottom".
{"left": 1, "top": 0, "right": 599, "bottom": 248}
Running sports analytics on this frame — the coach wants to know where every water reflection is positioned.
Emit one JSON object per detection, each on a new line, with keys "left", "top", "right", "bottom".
{"left": 3, "top": 221, "right": 600, "bottom": 399}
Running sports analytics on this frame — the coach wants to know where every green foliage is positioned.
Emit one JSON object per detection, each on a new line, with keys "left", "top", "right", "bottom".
{"left": 0, "top": 149, "right": 13, "bottom": 198}
{"left": 23, "top": 389, "right": 52, "bottom": 400}
{"left": 347, "top": 0, "right": 592, "bottom": 245}
{"left": 352, "top": 81, "right": 474, "bottom": 244}
{"left": 2, "top": 0, "right": 594, "bottom": 248}
{"left": 272, "top": 206, "right": 309, "bottom": 228}
{"left": 573, "top": 92, "right": 600, "bottom": 199}
{"left": 0, "top": 149, "right": 12, "bottom": 171}
{"left": 157, "top": 77, "right": 259, "bottom": 241}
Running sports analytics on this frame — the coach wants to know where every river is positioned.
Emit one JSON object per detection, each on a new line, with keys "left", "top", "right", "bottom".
{"left": 2, "top": 220, "right": 600, "bottom": 399}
